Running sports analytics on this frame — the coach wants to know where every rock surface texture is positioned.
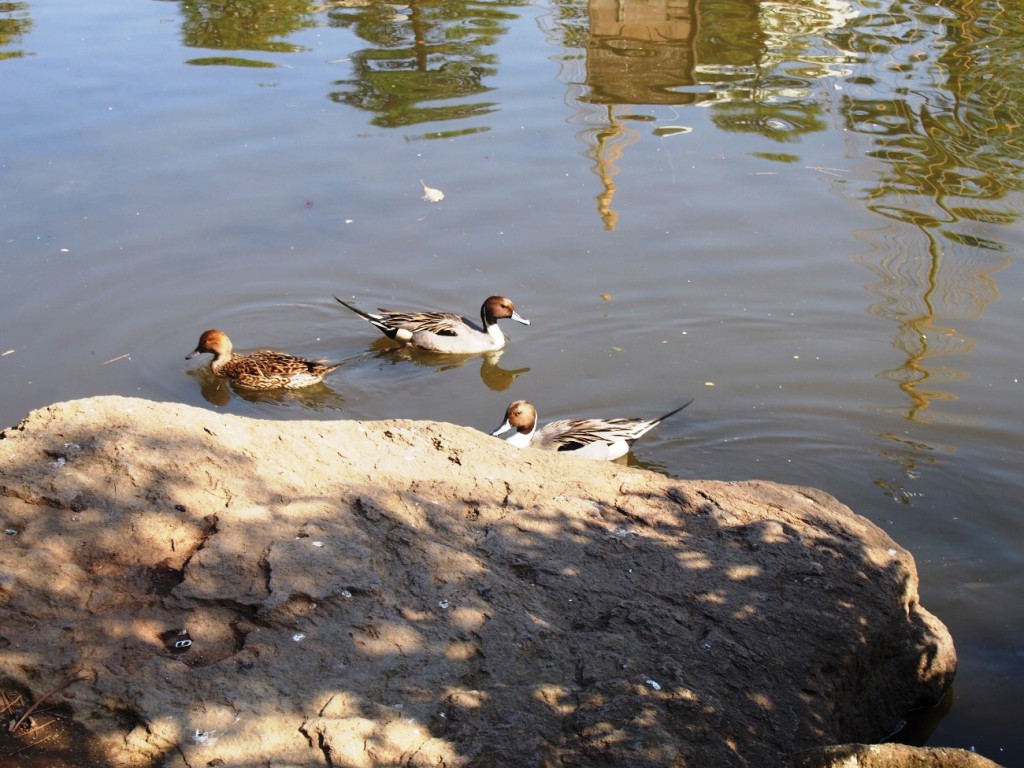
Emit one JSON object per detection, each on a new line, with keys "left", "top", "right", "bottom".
{"left": 785, "top": 743, "right": 1005, "bottom": 768}
{"left": 0, "top": 397, "right": 964, "bottom": 767}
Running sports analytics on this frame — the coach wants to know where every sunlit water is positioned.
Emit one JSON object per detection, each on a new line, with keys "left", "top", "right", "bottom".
{"left": 2, "top": 0, "right": 1022, "bottom": 762}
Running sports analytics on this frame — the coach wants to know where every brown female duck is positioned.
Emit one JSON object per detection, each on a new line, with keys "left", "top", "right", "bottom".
{"left": 186, "top": 329, "right": 341, "bottom": 390}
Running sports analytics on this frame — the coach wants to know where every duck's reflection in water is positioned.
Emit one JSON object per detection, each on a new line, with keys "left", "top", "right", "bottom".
{"left": 365, "top": 339, "right": 530, "bottom": 392}
{"left": 187, "top": 367, "right": 346, "bottom": 411}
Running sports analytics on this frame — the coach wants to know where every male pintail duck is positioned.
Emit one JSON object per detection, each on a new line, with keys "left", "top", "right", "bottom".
{"left": 186, "top": 329, "right": 342, "bottom": 390}
{"left": 491, "top": 399, "right": 693, "bottom": 461}
{"left": 335, "top": 295, "right": 530, "bottom": 354}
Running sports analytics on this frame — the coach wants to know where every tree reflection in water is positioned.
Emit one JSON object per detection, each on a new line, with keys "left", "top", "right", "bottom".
{"left": 838, "top": 1, "right": 1021, "bottom": 423}
{"left": 0, "top": 1, "right": 32, "bottom": 60}
{"left": 325, "top": 0, "right": 528, "bottom": 134}
{"left": 545, "top": 0, "right": 1023, "bottom": 437}
{"left": 158, "top": 0, "right": 317, "bottom": 66}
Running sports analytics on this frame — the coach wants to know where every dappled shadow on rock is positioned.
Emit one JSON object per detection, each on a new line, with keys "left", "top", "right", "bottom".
{"left": 0, "top": 682, "right": 116, "bottom": 768}
{"left": 784, "top": 742, "right": 1005, "bottom": 768}
{"left": 0, "top": 396, "right": 960, "bottom": 767}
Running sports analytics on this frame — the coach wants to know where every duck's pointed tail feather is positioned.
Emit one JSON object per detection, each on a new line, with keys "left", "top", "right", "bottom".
{"left": 651, "top": 398, "right": 694, "bottom": 427}
{"left": 334, "top": 296, "right": 402, "bottom": 340}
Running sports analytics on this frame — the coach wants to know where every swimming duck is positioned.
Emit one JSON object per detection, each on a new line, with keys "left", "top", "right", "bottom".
{"left": 186, "top": 329, "right": 342, "bottom": 390}
{"left": 335, "top": 295, "right": 530, "bottom": 354}
{"left": 491, "top": 399, "right": 693, "bottom": 461}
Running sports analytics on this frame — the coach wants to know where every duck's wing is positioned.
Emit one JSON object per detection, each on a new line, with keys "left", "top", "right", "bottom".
{"left": 377, "top": 310, "right": 472, "bottom": 337}
{"left": 535, "top": 418, "right": 626, "bottom": 451}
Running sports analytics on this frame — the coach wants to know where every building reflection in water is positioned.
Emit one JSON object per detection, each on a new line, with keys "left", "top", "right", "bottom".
{"left": 583, "top": 0, "right": 698, "bottom": 106}
{"left": 549, "top": 0, "right": 699, "bottom": 229}
{"left": 546, "top": 0, "right": 854, "bottom": 229}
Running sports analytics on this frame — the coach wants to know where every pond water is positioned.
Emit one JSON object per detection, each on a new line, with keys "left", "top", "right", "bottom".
{"left": 2, "top": 0, "right": 1022, "bottom": 762}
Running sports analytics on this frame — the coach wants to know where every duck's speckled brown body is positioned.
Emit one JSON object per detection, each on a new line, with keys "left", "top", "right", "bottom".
{"left": 186, "top": 329, "right": 341, "bottom": 390}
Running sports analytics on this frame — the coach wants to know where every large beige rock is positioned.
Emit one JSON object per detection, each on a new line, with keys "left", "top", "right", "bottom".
{"left": 0, "top": 396, "right": 961, "bottom": 766}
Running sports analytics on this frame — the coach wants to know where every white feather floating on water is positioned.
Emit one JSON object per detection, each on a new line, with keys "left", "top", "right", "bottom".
{"left": 420, "top": 179, "right": 445, "bottom": 203}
